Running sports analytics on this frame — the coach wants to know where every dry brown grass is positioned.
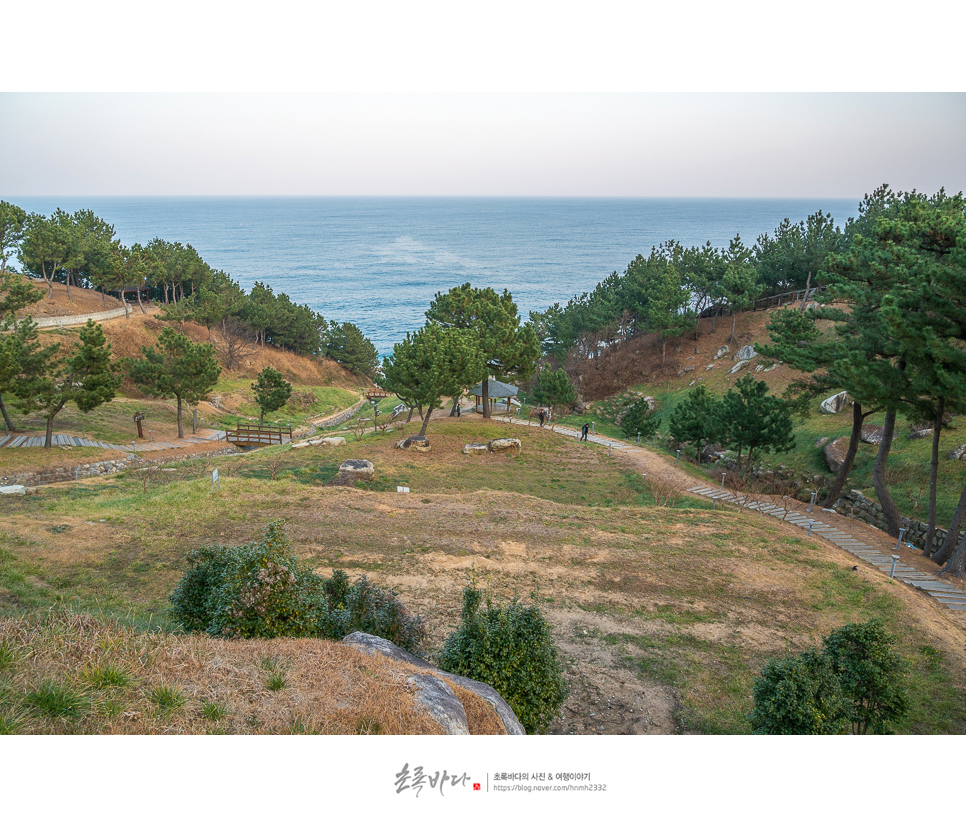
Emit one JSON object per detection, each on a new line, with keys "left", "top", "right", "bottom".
{"left": 0, "top": 611, "right": 505, "bottom": 734}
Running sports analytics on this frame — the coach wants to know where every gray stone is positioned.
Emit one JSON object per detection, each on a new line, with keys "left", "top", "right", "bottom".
{"left": 338, "top": 459, "right": 375, "bottom": 481}
{"left": 815, "top": 437, "right": 830, "bottom": 449}
{"left": 824, "top": 436, "right": 850, "bottom": 473}
{"left": 714, "top": 345, "right": 730, "bottom": 360}
{"left": 292, "top": 435, "right": 347, "bottom": 449}
{"left": 860, "top": 425, "right": 896, "bottom": 445}
{"left": 728, "top": 360, "right": 750, "bottom": 375}
{"left": 396, "top": 435, "right": 431, "bottom": 452}
{"left": 820, "top": 391, "right": 851, "bottom": 414}
{"left": 735, "top": 345, "right": 757, "bottom": 362}
{"left": 0, "top": 485, "right": 26, "bottom": 495}
{"left": 341, "top": 632, "right": 525, "bottom": 735}
{"left": 488, "top": 438, "right": 522, "bottom": 453}
{"left": 949, "top": 444, "right": 966, "bottom": 461}
{"left": 462, "top": 443, "right": 489, "bottom": 455}
{"left": 705, "top": 364, "right": 715, "bottom": 371}
{"left": 407, "top": 674, "right": 469, "bottom": 735}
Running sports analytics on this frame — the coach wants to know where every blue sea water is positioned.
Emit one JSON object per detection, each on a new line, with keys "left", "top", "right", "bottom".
{"left": 6, "top": 196, "right": 860, "bottom": 356}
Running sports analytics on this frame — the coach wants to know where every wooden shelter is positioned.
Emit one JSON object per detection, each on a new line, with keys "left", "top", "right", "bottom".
{"left": 468, "top": 380, "right": 519, "bottom": 414}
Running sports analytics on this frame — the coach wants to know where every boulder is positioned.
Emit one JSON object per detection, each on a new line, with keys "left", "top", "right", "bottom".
{"left": 949, "top": 444, "right": 966, "bottom": 461}
{"left": 462, "top": 443, "right": 489, "bottom": 455}
{"left": 824, "top": 436, "right": 850, "bottom": 473}
{"left": 396, "top": 435, "right": 431, "bottom": 452}
{"left": 860, "top": 425, "right": 896, "bottom": 445}
{"left": 815, "top": 436, "right": 830, "bottom": 449}
{"left": 407, "top": 674, "right": 469, "bottom": 735}
{"left": 291, "top": 436, "right": 347, "bottom": 449}
{"left": 735, "top": 345, "right": 757, "bottom": 361}
{"left": 714, "top": 345, "right": 730, "bottom": 360}
{"left": 487, "top": 438, "right": 521, "bottom": 453}
{"left": 728, "top": 360, "right": 750, "bottom": 374}
{"left": 573, "top": 402, "right": 589, "bottom": 415}
{"left": 338, "top": 459, "right": 374, "bottom": 481}
{"left": 820, "top": 391, "right": 851, "bottom": 415}
{"left": 0, "top": 485, "right": 26, "bottom": 496}
{"left": 701, "top": 443, "right": 725, "bottom": 463}
{"left": 341, "top": 632, "right": 525, "bottom": 735}
{"left": 908, "top": 427, "right": 934, "bottom": 440}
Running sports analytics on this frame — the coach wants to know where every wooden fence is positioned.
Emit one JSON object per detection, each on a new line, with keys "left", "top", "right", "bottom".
{"left": 225, "top": 424, "right": 293, "bottom": 447}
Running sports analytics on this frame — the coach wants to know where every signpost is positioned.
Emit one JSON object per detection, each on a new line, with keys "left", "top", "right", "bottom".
{"left": 212, "top": 468, "right": 219, "bottom": 494}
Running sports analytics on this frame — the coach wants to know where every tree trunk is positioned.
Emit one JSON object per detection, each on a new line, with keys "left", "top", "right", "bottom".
{"left": 136, "top": 287, "right": 147, "bottom": 315}
{"left": 940, "top": 532, "right": 966, "bottom": 579}
{"left": 923, "top": 397, "right": 944, "bottom": 560}
{"left": 934, "top": 485, "right": 966, "bottom": 566}
{"left": 822, "top": 403, "right": 871, "bottom": 508}
{"left": 729, "top": 311, "right": 737, "bottom": 343}
{"left": 871, "top": 408, "right": 902, "bottom": 537}
{"left": 798, "top": 271, "right": 812, "bottom": 312}
{"left": 406, "top": 408, "right": 415, "bottom": 423}
{"left": 65, "top": 271, "right": 74, "bottom": 303}
{"left": 660, "top": 338, "right": 667, "bottom": 366}
{"left": 45, "top": 414, "right": 55, "bottom": 449}
{"left": 482, "top": 377, "right": 491, "bottom": 419}
{"left": 176, "top": 394, "right": 184, "bottom": 438}
{"left": 449, "top": 398, "right": 458, "bottom": 417}
{"left": 0, "top": 394, "right": 16, "bottom": 433}
{"left": 711, "top": 309, "right": 718, "bottom": 334}
{"left": 419, "top": 407, "right": 434, "bottom": 437}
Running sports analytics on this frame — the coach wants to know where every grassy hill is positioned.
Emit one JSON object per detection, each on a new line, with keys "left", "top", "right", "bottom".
{"left": 2, "top": 289, "right": 965, "bottom": 735}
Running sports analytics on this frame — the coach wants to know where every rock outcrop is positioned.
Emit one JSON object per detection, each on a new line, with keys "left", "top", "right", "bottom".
{"left": 860, "top": 425, "right": 896, "bottom": 445}
{"left": 341, "top": 632, "right": 525, "bottom": 735}
{"left": 462, "top": 443, "right": 489, "bottom": 455}
{"left": 338, "top": 459, "right": 375, "bottom": 481}
{"left": 824, "top": 436, "right": 850, "bottom": 473}
{"left": 487, "top": 438, "right": 521, "bottom": 453}
{"left": 820, "top": 391, "right": 851, "bottom": 415}
{"left": 734, "top": 345, "right": 757, "bottom": 362}
{"left": 396, "top": 436, "right": 431, "bottom": 452}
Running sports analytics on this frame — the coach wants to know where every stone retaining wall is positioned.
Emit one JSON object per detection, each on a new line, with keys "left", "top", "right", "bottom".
{"left": 833, "top": 489, "right": 964, "bottom": 552}
{"left": 313, "top": 399, "right": 366, "bottom": 430}
{"left": 30, "top": 306, "right": 132, "bottom": 329}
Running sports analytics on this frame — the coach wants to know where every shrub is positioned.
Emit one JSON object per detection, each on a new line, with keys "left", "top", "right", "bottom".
{"left": 437, "top": 584, "right": 566, "bottom": 734}
{"left": 169, "top": 522, "right": 426, "bottom": 652}
{"left": 749, "top": 620, "right": 908, "bottom": 734}
{"left": 749, "top": 649, "right": 849, "bottom": 735}
{"left": 822, "top": 619, "right": 908, "bottom": 734}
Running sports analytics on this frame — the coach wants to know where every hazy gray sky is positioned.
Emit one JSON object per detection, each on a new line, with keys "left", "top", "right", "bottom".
{"left": 2, "top": 93, "right": 963, "bottom": 197}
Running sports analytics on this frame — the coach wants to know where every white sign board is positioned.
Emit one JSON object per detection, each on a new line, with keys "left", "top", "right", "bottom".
{"left": 396, "top": 486, "right": 410, "bottom": 493}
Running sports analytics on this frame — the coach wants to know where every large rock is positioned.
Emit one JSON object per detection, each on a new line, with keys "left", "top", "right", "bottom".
{"left": 341, "top": 632, "right": 525, "bottom": 735}
{"left": 860, "top": 425, "right": 896, "bottom": 445}
{"left": 714, "top": 345, "right": 730, "bottom": 360}
{"left": 735, "top": 345, "right": 757, "bottom": 362}
{"left": 396, "top": 435, "right": 431, "bottom": 452}
{"left": 487, "top": 438, "right": 521, "bottom": 453}
{"left": 820, "top": 391, "right": 851, "bottom": 414}
{"left": 728, "top": 360, "right": 750, "bottom": 374}
{"left": 292, "top": 435, "right": 347, "bottom": 449}
{"left": 338, "top": 459, "right": 374, "bottom": 481}
{"left": 0, "top": 485, "right": 26, "bottom": 496}
{"left": 462, "top": 443, "right": 489, "bottom": 455}
{"left": 824, "top": 436, "right": 850, "bottom": 473}
{"left": 949, "top": 444, "right": 966, "bottom": 461}
{"left": 407, "top": 674, "right": 469, "bottom": 735}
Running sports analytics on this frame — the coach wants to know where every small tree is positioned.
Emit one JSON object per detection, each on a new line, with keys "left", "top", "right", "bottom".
{"left": 438, "top": 584, "right": 566, "bottom": 734}
{"left": 17, "top": 320, "right": 120, "bottom": 448}
{"left": 530, "top": 366, "right": 576, "bottom": 412}
{"left": 668, "top": 384, "right": 721, "bottom": 460}
{"left": 719, "top": 375, "right": 795, "bottom": 474}
{"left": 251, "top": 367, "right": 292, "bottom": 426}
{"left": 621, "top": 397, "right": 661, "bottom": 441}
{"left": 127, "top": 327, "right": 221, "bottom": 438}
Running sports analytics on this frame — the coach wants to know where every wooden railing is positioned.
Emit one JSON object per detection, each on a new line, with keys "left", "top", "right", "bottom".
{"left": 364, "top": 388, "right": 392, "bottom": 399}
{"left": 225, "top": 424, "right": 293, "bottom": 446}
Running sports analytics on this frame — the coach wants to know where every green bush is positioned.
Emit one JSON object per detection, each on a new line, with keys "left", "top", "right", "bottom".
{"left": 749, "top": 649, "right": 849, "bottom": 735}
{"left": 169, "top": 522, "right": 425, "bottom": 652}
{"left": 437, "top": 584, "right": 566, "bottom": 734}
{"left": 749, "top": 619, "right": 908, "bottom": 734}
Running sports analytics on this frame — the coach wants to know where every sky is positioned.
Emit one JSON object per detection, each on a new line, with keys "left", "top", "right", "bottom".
{"left": 3, "top": 92, "right": 963, "bottom": 198}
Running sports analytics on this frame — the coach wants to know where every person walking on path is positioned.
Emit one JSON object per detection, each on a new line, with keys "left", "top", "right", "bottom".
{"left": 581, "top": 423, "right": 589, "bottom": 441}
{"left": 456, "top": 402, "right": 461, "bottom": 418}
{"left": 538, "top": 409, "right": 545, "bottom": 428}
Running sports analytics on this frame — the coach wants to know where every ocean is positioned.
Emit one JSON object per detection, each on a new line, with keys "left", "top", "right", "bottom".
{"left": 6, "top": 196, "right": 860, "bottom": 356}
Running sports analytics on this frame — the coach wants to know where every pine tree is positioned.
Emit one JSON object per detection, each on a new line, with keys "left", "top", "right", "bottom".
{"left": 127, "top": 327, "right": 221, "bottom": 438}
{"left": 251, "top": 367, "right": 292, "bottom": 426}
